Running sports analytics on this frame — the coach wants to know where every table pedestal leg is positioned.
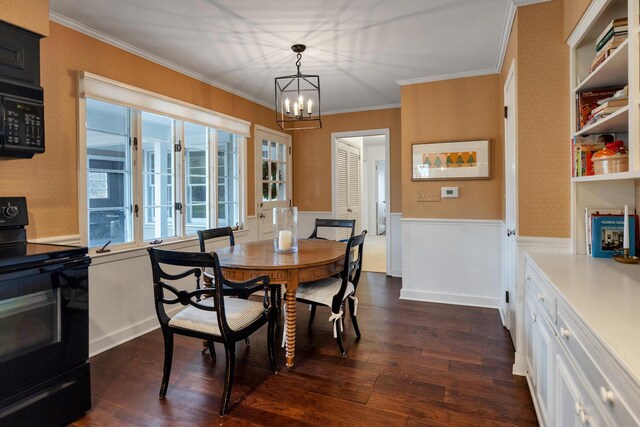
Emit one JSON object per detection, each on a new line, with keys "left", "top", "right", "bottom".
{"left": 285, "top": 287, "right": 296, "bottom": 369}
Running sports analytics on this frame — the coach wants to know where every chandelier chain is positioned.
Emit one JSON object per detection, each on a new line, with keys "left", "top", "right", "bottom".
{"left": 295, "top": 53, "right": 302, "bottom": 76}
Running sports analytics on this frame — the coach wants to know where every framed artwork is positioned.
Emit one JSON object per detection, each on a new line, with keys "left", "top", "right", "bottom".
{"left": 411, "top": 139, "right": 490, "bottom": 180}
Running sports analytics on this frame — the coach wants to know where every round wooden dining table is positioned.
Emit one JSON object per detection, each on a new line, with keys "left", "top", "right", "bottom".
{"left": 216, "top": 238, "right": 346, "bottom": 369}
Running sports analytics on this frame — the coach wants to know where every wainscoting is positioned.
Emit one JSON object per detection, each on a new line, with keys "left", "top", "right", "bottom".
{"left": 400, "top": 218, "right": 503, "bottom": 308}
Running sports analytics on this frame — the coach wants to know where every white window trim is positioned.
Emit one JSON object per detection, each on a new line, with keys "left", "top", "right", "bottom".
{"left": 78, "top": 74, "right": 249, "bottom": 252}
{"left": 79, "top": 72, "right": 250, "bottom": 137}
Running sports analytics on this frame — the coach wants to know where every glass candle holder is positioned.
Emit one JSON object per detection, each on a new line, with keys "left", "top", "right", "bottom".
{"left": 273, "top": 207, "right": 298, "bottom": 253}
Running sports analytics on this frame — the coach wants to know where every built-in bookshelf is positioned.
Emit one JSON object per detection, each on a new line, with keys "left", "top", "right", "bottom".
{"left": 568, "top": 0, "right": 639, "bottom": 255}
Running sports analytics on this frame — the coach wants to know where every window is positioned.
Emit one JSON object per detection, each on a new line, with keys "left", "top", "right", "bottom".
{"left": 184, "top": 122, "right": 210, "bottom": 233}
{"left": 218, "top": 131, "right": 240, "bottom": 227}
{"left": 86, "top": 99, "right": 133, "bottom": 248}
{"left": 83, "top": 97, "right": 245, "bottom": 250}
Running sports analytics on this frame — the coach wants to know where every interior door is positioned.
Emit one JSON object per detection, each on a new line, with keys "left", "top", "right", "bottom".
{"left": 336, "top": 140, "right": 361, "bottom": 240}
{"left": 255, "top": 127, "right": 292, "bottom": 240}
{"left": 504, "top": 64, "right": 517, "bottom": 339}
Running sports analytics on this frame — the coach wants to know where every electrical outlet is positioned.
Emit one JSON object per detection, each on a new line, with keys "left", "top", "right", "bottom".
{"left": 416, "top": 192, "right": 440, "bottom": 202}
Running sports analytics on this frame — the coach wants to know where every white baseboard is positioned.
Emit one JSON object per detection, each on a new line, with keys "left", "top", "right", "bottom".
{"left": 400, "top": 289, "right": 499, "bottom": 308}
{"left": 513, "top": 351, "right": 527, "bottom": 376}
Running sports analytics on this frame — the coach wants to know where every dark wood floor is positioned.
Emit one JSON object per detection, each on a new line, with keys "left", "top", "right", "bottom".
{"left": 71, "top": 273, "right": 537, "bottom": 426}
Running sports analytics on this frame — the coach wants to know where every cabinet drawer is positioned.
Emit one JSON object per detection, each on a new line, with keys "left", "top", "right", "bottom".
{"left": 557, "top": 304, "right": 640, "bottom": 427}
{"left": 524, "top": 262, "right": 556, "bottom": 325}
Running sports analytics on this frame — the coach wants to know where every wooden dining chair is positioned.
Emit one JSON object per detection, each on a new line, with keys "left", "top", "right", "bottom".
{"left": 197, "top": 226, "right": 263, "bottom": 351}
{"left": 287, "top": 230, "right": 367, "bottom": 357}
{"left": 198, "top": 227, "right": 262, "bottom": 298}
{"left": 308, "top": 218, "right": 356, "bottom": 241}
{"left": 148, "top": 247, "right": 278, "bottom": 416}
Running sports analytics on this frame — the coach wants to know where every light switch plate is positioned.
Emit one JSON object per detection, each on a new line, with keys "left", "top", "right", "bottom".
{"left": 441, "top": 187, "right": 459, "bottom": 198}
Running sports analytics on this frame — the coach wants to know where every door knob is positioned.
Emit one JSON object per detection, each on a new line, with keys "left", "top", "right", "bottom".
{"left": 506, "top": 229, "right": 516, "bottom": 236}
{"left": 259, "top": 213, "right": 265, "bottom": 219}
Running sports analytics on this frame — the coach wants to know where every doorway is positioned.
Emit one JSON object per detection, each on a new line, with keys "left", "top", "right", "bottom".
{"left": 332, "top": 129, "right": 390, "bottom": 274}
{"left": 504, "top": 60, "right": 517, "bottom": 342}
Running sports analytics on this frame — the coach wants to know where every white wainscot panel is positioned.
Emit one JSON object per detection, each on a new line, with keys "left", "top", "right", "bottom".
{"left": 400, "top": 219, "right": 503, "bottom": 308}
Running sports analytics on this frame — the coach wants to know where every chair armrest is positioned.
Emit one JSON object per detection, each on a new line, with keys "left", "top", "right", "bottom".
{"left": 222, "top": 275, "right": 270, "bottom": 300}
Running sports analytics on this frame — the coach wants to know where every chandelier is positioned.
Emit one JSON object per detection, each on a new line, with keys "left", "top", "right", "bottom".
{"left": 275, "top": 44, "right": 322, "bottom": 130}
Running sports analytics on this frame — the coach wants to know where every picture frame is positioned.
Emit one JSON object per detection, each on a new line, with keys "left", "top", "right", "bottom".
{"left": 411, "top": 139, "right": 490, "bottom": 180}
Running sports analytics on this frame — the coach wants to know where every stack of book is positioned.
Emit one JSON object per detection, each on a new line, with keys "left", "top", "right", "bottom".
{"left": 589, "top": 17, "right": 628, "bottom": 72}
{"left": 576, "top": 86, "right": 624, "bottom": 130}
{"left": 585, "top": 208, "right": 638, "bottom": 257}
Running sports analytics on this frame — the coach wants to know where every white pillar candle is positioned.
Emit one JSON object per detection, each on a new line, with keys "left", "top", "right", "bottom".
{"left": 623, "top": 205, "right": 629, "bottom": 249}
{"left": 278, "top": 230, "right": 292, "bottom": 251}
{"left": 307, "top": 99, "right": 313, "bottom": 114}
{"left": 284, "top": 98, "right": 290, "bottom": 114}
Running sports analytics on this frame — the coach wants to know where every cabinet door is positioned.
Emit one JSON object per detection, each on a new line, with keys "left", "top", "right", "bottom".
{"left": 555, "top": 350, "right": 605, "bottom": 427}
{"left": 535, "top": 316, "right": 555, "bottom": 425}
{"left": 524, "top": 292, "right": 536, "bottom": 386}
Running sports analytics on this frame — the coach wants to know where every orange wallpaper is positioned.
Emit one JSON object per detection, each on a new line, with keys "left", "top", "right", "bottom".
{"left": 0, "top": 22, "right": 282, "bottom": 238}
{"left": 292, "top": 108, "right": 401, "bottom": 213}
{"left": 563, "top": 0, "right": 592, "bottom": 41}
{"left": 400, "top": 74, "right": 503, "bottom": 220}
{"left": 516, "top": 0, "right": 570, "bottom": 238}
{"left": 0, "top": 0, "right": 49, "bottom": 36}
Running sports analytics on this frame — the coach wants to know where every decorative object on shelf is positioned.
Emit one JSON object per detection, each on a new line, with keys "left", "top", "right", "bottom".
{"left": 592, "top": 140, "right": 628, "bottom": 174}
{"left": 411, "top": 139, "right": 489, "bottom": 180}
{"left": 273, "top": 207, "right": 298, "bottom": 253}
{"left": 614, "top": 205, "right": 640, "bottom": 264}
{"left": 591, "top": 210, "right": 636, "bottom": 258}
{"left": 274, "top": 44, "right": 321, "bottom": 131}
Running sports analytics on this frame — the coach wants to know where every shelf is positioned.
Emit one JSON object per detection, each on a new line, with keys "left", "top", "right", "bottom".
{"left": 575, "top": 40, "right": 629, "bottom": 92}
{"left": 572, "top": 170, "right": 640, "bottom": 182}
{"left": 575, "top": 105, "right": 628, "bottom": 136}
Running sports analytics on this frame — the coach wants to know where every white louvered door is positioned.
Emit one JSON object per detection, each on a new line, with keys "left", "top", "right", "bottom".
{"left": 336, "top": 140, "right": 361, "bottom": 240}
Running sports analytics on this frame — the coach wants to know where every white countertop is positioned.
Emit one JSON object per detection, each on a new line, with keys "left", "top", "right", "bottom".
{"left": 526, "top": 251, "right": 640, "bottom": 382}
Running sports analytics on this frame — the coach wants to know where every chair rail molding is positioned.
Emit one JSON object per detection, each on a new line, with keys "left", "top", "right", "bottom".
{"left": 400, "top": 218, "right": 503, "bottom": 308}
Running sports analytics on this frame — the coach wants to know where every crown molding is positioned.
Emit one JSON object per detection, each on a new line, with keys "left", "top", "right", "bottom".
{"left": 49, "top": 11, "right": 274, "bottom": 111}
{"left": 396, "top": 68, "right": 497, "bottom": 86}
{"left": 323, "top": 103, "right": 401, "bottom": 116}
{"left": 496, "top": 0, "right": 517, "bottom": 71}
{"left": 511, "top": 0, "right": 551, "bottom": 5}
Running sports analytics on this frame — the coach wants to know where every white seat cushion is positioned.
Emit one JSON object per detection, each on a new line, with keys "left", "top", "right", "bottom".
{"left": 169, "top": 297, "right": 265, "bottom": 335}
{"left": 295, "top": 278, "right": 354, "bottom": 307}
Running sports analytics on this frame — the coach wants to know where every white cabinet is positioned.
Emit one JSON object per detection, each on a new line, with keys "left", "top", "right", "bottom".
{"left": 524, "top": 254, "right": 640, "bottom": 427}
{"left": 524, "top": 273, "right": 555, "bottom": 426}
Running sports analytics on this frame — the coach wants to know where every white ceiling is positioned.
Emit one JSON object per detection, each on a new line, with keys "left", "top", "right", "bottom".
{"left": 50, "top": 0, "right": 527, "bottom": 114}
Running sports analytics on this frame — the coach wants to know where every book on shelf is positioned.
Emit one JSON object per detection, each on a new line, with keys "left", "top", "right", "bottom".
{"left": 576, "top": 87, "right": 623, "bottom": 130}
{"left": 596, "top": 31, "right": 627, "bottom": 53}
{"left": 595, "top": 17, "right": 628, "bottom": 47}
{"left": 589, "top": 40, "right": 625, "bottom": 72}
{"left": 573, "top": 143, "right": 605, "bottom": 177}
{"left": 589, "top": 104, "right": 624, "bottom": 117}
{"left": 584, "top": 208, "right": 623, "bottom": 255}
{"left": 590, "top": 213, "right": 637, "bottom": 258}
{"left": 593, "top": 98, "right": 628, "bottom": 110}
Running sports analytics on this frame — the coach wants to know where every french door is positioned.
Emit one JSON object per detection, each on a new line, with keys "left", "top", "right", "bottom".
{"left": 255, "top": 126, "right": 292, "bottom": 240}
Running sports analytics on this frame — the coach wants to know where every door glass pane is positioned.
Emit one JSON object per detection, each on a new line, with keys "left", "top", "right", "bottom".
{"left": 278, "top": 143, "right": 286, "bottom": 161}
{"left": 262, "top": 161, "right": 269, "bottom": 180}
{"left": 270, "top": 162, "right": 277, "bottom": 180}
{"left": 277, "top": 182, "right": 286, "bottom": 201}
{"left": 262, "top": 140, "right": 269, "bottom": 159}
{"left": 142, "top": 112, "right": 175, "bottom": 241}
{"left": 263, "top": 183, "right": 269, "bottom": 201}
{"left": 86, "top": 98, "right": 133, "bottom": 248}
{"left": 217, "top": 131, "right": 240, "bottom": 227}
{"left": 270, "top": 141, "right": 277, "bottom": 159}
{"left": 184, "top": 122, "right": 209, "bottom": 234}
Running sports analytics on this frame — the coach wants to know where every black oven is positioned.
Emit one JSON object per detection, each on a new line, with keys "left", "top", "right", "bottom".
{"left": 0, "top": 198, "right": 91, "bottom": 426}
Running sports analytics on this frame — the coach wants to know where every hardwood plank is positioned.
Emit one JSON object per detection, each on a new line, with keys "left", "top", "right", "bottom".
{"left": 70, "top": 273, "right": 536, "bottom": 426}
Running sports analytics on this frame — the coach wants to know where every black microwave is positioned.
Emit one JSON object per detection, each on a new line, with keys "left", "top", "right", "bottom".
{"left": 0, "top": 81, "right": 45, "bottom": 159}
